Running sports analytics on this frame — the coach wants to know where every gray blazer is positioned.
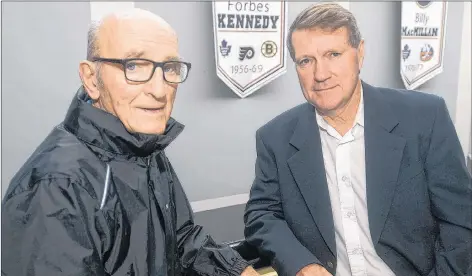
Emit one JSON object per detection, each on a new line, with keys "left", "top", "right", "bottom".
{"left": 244, "top": 81, "right": 472, "bottom": 276}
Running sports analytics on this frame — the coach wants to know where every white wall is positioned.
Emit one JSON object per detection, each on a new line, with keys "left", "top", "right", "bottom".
{"left": 455, "top": 2, "right": 471, "bottom": 159}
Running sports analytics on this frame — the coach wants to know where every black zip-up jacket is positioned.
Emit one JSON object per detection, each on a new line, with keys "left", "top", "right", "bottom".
{"left": 2, "top": 87, "right": 250, "bottom": 276}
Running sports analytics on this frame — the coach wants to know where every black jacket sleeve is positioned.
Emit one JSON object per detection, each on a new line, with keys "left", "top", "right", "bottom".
{"left": 1, "top": 177, "right": 106, "bottom": 276}
{"left": 168, "top": 164, "right": 250, "bottom": 276}
{"left": 425, "top": 98, "right": 472, "bottom": 276}
{"left": 244, "top": 129, "right": 322, "bottom": 276}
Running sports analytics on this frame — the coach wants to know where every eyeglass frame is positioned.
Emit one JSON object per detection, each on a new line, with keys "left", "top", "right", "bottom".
{"left": 90, "top": 57, "right": 192, "bottom": 84}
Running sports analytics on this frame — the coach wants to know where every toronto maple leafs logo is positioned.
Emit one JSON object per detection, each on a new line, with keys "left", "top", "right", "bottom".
{"left": 402, "top": 44, "right": 411, "bottom": 61}
{"left": 219, "top": 39, "right": 231, "bottom": 57}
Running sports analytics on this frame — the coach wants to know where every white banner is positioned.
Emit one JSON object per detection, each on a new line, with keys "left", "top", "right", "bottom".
{"left": 400, "top": 1, "right": 448, "bottom": 90}
{"left": 212, "top": 1, "right": 288, "bottom": 98}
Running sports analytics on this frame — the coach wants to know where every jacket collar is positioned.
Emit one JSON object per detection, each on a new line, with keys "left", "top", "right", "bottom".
{"left": 289, "top": 80, "right": 398, "bottom": 149}
{"left": 63, "top": 86, "right": 184, "bottom": 157}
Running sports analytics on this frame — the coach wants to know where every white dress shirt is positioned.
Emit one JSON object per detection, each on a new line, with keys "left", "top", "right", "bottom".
{"left": 314, "top": 89, "right": 396, "bottom": 276}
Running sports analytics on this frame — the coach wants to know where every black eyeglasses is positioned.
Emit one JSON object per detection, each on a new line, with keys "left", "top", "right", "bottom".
{"left": 91, "top": 57, "right": 192, "bottom": 84}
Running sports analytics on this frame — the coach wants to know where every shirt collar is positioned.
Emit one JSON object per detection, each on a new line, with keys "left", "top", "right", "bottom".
{"left": 355, "top": 85, "right": 365, "bottom": 127}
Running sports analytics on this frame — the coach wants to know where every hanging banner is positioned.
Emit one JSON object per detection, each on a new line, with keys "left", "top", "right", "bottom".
{"left": 400, "top": 1, "right": 448, "bottom": 90}
{"left": 212, "top": 1, "right": 288, "bottom": 98}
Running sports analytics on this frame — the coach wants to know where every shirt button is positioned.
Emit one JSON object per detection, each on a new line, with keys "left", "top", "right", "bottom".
{"left": 165, "top": 204, "right": 169, "bottom": 209}
{"left": 327, "top": 261, "right": 333, "bottom": 268}
{"left": 342, "top": 176, "right": 349, "bottom": 182}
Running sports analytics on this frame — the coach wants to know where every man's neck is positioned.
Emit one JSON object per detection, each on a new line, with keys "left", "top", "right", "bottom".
{"left": 321, "top": 83, "right": 362, "bottom": 136}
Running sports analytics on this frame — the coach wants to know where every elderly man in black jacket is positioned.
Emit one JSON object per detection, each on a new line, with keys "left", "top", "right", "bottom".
{"left": 1, "top": 8, "right": 259, "bottom": 276}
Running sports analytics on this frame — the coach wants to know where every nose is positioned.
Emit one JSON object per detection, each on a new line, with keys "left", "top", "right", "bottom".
{"left": 143, "top": 67, "right": 167, "bottom": 98}
{"left": 313, "top": 60, "right": 330, "bottom": 83}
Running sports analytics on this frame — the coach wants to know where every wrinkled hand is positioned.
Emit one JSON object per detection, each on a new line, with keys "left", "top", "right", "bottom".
{"left": 296, "top": 264, "right": 332, "bottom": 276}
{"left": 241, "top": 266, "right": 260, "bottom": 276}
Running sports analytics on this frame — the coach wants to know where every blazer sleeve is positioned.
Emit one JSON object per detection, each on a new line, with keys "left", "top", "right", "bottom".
{"left": 425, "top": 97, "right": 472, "bottom": 276}
{"left": 244, "top": 129, "right": 322, "bottom": 276}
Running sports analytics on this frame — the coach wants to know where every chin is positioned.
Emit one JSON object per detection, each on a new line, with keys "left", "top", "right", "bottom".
{"left": 307, "top": 96, "right": 340, "bottom": 112}
{"left": 141, "top": 126, "right": 166, "bottom": 135}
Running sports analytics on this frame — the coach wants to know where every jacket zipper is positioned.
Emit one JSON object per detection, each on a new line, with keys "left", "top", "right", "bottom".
{"left": 162, "top": 154, "right": 177, "bottom": 276}
{"left": 149, "top": 153, "right": 176, "bottom": 276}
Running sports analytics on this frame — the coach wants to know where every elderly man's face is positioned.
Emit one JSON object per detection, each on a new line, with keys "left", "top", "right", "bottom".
{"left": 92, "top": 17, "right": 180, "bottom": 135}
{"left": 292, "top": 27, "right": 364, "bottom": 115}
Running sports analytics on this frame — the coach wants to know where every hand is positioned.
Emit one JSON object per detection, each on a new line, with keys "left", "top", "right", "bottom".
{"left": 241, "top": 266, "right": 260, "bottom": 276}
{"left": 296, "top": 264, "right": 332, "bottom": 276}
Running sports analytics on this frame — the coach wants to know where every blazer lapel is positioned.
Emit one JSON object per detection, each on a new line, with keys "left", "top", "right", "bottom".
{"left": 363, "top": 82, "right": 406, "bottom": 245}
{"left": 287, "top": 103, "right": 336, "bottom": 256}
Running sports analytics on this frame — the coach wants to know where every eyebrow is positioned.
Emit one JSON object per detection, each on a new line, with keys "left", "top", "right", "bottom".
{"left": 123, "top": 51, "right": 181, "bottom": 62}
{"left": 295, "top": 55, "right": 313, "bottom": 61}
{"left": 325, "top": 48, "right": 344, "bottom": 53}
{"left": 124, "top": 50, "right": 145, "bottom": 59}
{"left": 164, "top": 56, "right": 181, "bottom": 62}
{"left": 295, "top": 48, "right": 345, "bottom": 61}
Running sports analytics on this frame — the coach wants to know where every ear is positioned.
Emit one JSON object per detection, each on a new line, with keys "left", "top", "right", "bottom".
{"left": 357, "top": 39, "right": 365, "bottom": 71}
{"left": 79, "top": 60, "right": 101, "bottom": 101}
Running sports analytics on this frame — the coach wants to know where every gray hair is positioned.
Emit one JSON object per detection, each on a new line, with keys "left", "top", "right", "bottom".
{"left": 87, "top": 20, "right": 100, "bottom": 61}
{"left": 287, "top": 3, "right": 362, "bottom": 61}
{"left": 86, "top": 20, "right": 104, "bottom": 89}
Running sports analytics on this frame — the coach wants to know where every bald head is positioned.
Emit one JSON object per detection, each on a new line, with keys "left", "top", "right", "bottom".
{"left": 87, "top": 8, "right": 176, "bottom": 60}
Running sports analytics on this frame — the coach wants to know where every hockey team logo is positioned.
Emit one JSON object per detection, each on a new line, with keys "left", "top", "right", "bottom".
{"left": 239, "top": 46, "right": 255, "bottom": 61}
{"left": 261, "top": 41, "right": 277, "bottom": 58}
{"left": 419, "top": 44, "right": 434, "bottom": 62}
{"left": 219, "top": 39, "right": 232, "bottom": 57}
{"left": 416, "top": 1, "right": 432, "bottom": 8}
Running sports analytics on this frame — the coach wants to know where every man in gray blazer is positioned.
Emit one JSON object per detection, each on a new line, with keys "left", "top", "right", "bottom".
{"left": 244, "top": 3, "right": 472, "bottom": 276}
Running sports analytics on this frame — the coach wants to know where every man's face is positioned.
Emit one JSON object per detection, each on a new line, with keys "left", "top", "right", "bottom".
{"left": 94, "top": 18, "right": 180, "bottom": 135}
{"left": 291, "top": 27, "right": 364, "bottom": 115}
